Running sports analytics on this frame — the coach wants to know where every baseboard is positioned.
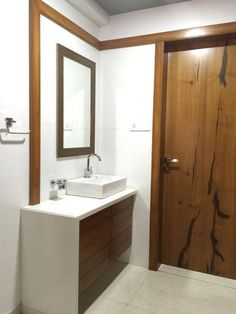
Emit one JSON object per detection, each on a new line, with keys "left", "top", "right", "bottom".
{"left": 22, "top": 306, "right": 45, "bottom": 314}
{"left": 8, "top": 304, "right": 21, "bottom": 314}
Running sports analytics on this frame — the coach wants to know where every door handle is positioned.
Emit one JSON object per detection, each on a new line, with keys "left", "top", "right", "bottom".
{"left": 161, "top": 157, "right": 180, "bottom": 173}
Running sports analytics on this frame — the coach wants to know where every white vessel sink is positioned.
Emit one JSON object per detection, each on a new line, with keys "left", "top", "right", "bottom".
{"left": 66, "top": 175, "right": 127, "bottom": 198}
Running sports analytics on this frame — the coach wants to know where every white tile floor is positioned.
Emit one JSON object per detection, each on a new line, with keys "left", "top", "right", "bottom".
{"left": 83, "top": 264, "right": 236, "bottom": 314}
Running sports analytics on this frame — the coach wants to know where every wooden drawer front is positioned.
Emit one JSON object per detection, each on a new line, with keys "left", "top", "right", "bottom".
{"left": 80, "top": 230, "right": 111, "bottom": 264}
{"left": 80, "top": 206, "right": 111, "bottom": 264}
{"left": 80, "top": 207, "right": 110, "bottom": 233}
{"left": 111, "top": 226, "right": 132, "bottom": 260}
{"left": 112, "top": 205, "right": 133, "bottom": 225}
{"left": 111, "top": 197, "right": 133, "bottom": 260}
{"left": 111, "top": 226, "right": 132, "bottom": 250}
{"left": 80, "top": 245, "right": 110, "bottom": 278}
{"left": 111, "top": 237, "right": 132, "bottom": 261}
{"left": 112, "top": 196, "right": 133, "bottom": 236}
{"left": 79, "top": 208, "right": 111, "bottom": 293}
{"left": 80, "top": 218, "right": 110, "bottom": 249}
{"left": 80, "top": 258, "right": 110, "bottom": 293}
{"left": 111, "top": 196, "right": 133, "bottom": 213}
{"left": 79, "top": 196, "right": 134, "bottom": 295}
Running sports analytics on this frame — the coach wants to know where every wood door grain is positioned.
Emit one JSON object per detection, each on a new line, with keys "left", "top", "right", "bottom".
{"left": 162, "top": 43, "right": 236, "bottom": 279}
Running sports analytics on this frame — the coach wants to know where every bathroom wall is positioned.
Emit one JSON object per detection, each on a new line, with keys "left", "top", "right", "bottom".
{"left": 40, "top": 16, "right": 99, "bottom": 201}
{"left": 0, "top": 1, "right": 29, "bottom": 313}
{"left": 1, "top": 0, "right": 236, "bottom": 312}
{"left": 97, "top": 0, "right": 236, "bottom": 268}
{"left": 97, "top": 45, "right": 155, "bottom": 266}
{"left": 0, "top": 1, "right": 98, "bottom": 313}
{"left": 43, "top": 0, "right": 99, "bottom": 37}
{"left": 99, "top": 0, "right": 236, "bottom": 40}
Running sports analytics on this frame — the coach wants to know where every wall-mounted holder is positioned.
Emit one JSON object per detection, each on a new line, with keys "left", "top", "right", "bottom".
{"left": 5, "top": 117, "right": 31, "bottom": 134}
{"left": 0, "top": 117, "right": 30, "bottom": 144}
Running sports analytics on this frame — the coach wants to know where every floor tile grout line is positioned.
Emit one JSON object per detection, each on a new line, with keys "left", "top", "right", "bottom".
{"left": 124, "top": 296, "right": 161, "bottom": 314}
{"left": 129, "top": 271, "right": 164, "bottom": 314}
{"left": 103, "top": 269, "right": 151, "bottom": 313}
{"left": 108, "top": 298, "right": 129, "bottom": 306}
{"left": 158, "top": 269, "right": 236, "bottom": 291}
{"left": 108, "top": 270, "right": 150, "bottom": 308}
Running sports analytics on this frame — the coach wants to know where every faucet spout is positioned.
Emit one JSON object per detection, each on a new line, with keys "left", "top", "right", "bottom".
{"left": 84, "top": 153, "right": 102, "bottom": 178}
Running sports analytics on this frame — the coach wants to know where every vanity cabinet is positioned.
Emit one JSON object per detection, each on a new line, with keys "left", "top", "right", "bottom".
{"left": 79, "top": 196, "right": 134, "bottom": 293}
{"left": 21, "top": 189, "right": 136, "bottom": 314}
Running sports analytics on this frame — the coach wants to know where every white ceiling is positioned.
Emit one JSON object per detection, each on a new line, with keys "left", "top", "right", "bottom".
{"left": 95, "top": 0, "right": 191, "bottom": 15}
{"left": 66, "top": 0, "right": 109, "bottom": 26}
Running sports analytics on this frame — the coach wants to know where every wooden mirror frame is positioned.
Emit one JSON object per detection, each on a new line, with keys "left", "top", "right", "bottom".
{"left": 29, "top": 0, "right": 236, "bottom": 271}
{"left": 57, "top": 44, "right": 95, "bottom": 157}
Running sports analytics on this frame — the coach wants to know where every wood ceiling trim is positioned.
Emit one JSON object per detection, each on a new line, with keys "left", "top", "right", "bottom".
{"left": 36, "top": 1, "right": 236, "bottom": 51}
{"left": 38, "top": 0, "right": 100, "bottom": 49}
{"left": 100, "top": 22, "right": 236, "bottom": 50}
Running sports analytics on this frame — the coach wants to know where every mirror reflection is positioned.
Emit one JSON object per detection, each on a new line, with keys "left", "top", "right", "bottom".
{"left": 64, "top": 57, "right": 91, "bottom": 148}
{"left": 57, "top": 44, "right": 95, "bottom": 157}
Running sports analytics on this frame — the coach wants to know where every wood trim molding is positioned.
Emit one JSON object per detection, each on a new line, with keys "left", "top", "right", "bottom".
{"left": 38, "top": 0, "right": 100, "bottom": 49}
{"left": 149, "top": 42, "right": 165, "bottom": 270}
{"left": 57, "top": 44, "right": 96, "bottom": 157}
{"left": 100, "top": 22, "right": 236, "bottom": 50}
{"left": 29, "top": 0, "right": 41, "bottom": 204}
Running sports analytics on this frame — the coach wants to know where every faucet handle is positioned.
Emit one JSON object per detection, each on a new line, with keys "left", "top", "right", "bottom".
{"left": 56, "top": 179, "right": 66, "bottom": 190}
{"left": 50, "top": 179, "right": 57, "bottom": 188}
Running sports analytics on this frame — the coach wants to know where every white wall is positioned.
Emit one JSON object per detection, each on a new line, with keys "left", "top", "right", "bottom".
{"left": 99, "top": 0, "right": 236, "bottom": 40}
{"left": 44, "top": 0, "right": 99, "bottom": 37}
{"left": 40, "top": 16, "right": 99, "bottom": 201}
{"left": 97, "top": 45, "right": 155, "bottom": 266}
{"left": 97, "top": 0, "right": 236, "bottom": 268}
{"left": 0, "top": 1, "right": 98, "bottom": 313}
{"left": 0, "top": 1, "right": 29, "bottom": 313}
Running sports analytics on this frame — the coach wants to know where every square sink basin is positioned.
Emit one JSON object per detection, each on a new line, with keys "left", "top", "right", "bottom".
{"left": 66, "top": 175, "right": 127, "bottom": 198}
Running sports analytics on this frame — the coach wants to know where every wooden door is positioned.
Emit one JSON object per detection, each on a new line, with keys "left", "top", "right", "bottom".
{"left": 161, "top": 41, "right": 236, "bottom": 279}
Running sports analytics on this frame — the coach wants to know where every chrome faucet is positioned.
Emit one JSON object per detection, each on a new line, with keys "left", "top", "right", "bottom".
{"left": 84, "top": 153, "right": 102, "bottom": 178}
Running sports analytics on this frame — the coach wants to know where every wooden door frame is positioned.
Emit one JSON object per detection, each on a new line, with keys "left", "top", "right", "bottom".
{"left": 149, "top": 33, "right": 236, "bottom": 271}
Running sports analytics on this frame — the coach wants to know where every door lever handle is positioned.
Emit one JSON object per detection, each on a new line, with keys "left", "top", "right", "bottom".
{"left": 161, "top": 157, "right": 180, "bottom": 173}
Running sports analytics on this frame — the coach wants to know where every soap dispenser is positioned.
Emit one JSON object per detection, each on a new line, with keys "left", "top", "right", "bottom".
{"left": 49, "top": 179, "right": 58, "bottom": 200}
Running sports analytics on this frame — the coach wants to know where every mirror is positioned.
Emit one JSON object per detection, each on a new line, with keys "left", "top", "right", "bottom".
{"left": 57, "top": 44, "right": 95, "bottom": 157}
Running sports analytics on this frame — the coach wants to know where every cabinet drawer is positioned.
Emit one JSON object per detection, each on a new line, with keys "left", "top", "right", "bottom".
{"left": 80, "top": 207, "right": 110, "bottom": 233}
{"left": 80, "top": 245, "right": 110, "bottom": 279}
{"left": 79, "top": 196, "right": 134, "bottom": 296}
{"left": 79, "top": 230, "right": 111, "bottom": 264}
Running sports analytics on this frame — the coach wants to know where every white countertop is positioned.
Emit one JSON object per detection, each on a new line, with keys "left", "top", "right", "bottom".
{"left": 22, "top": 187, "right": 137, "bottom": 220}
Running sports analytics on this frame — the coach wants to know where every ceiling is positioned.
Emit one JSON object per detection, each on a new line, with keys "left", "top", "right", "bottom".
{"left": 66, "top": 0, "right": 192, "bottom": 26}
{"left": 94, "top": 0, "right": 191, "bottom": 15}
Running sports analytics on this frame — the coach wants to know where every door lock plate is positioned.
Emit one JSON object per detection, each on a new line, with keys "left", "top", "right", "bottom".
{"left": 161, "top": 157, "right": 180, "bottom": 173}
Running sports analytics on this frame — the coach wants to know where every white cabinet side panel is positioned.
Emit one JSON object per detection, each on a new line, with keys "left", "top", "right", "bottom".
{"left": 21, "top": 211, "right": 79, "bottom": 314}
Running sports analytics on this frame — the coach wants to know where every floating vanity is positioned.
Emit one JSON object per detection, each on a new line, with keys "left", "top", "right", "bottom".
{"left": 21, "top": 187, "right": 136, "bottom": 314}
